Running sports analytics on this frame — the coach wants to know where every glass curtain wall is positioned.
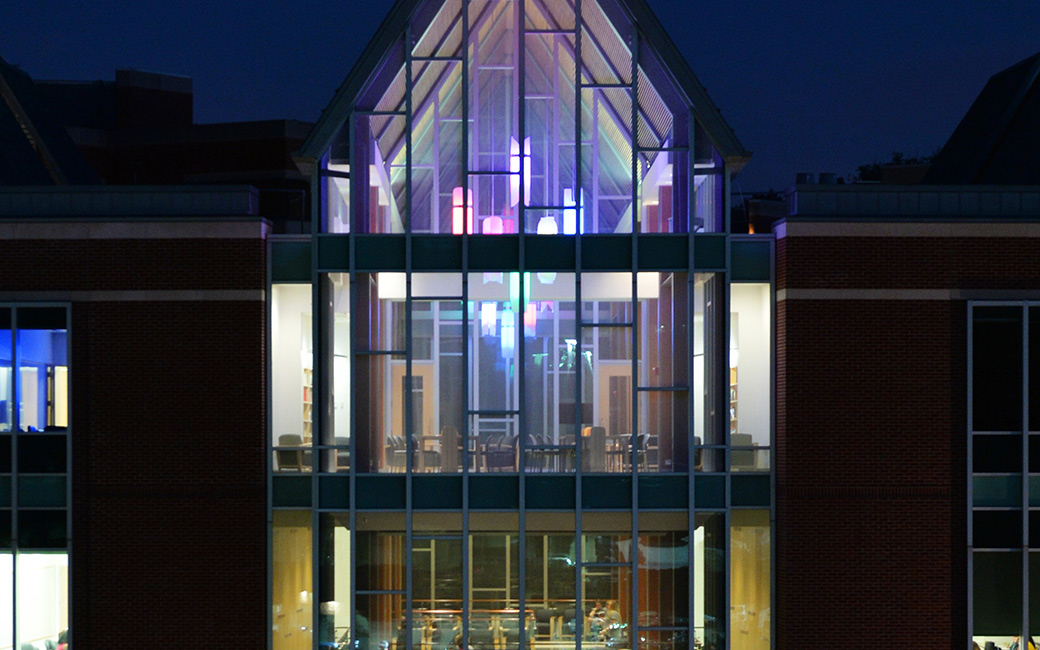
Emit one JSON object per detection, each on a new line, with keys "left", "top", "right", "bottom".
{"left": 325, "top": 0, "right": 724, "bottom": 236}
{"left": 970, "top": 304, "right": 1040, "bottom": 648}
{"left": 341, "top": 272, "right": 697, "bottom": 474}
{"left": 729, "top": 284, "right": 770, "bottom": 472}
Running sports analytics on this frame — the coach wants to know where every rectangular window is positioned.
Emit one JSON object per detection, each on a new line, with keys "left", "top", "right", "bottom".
{"left": 970, "top": 303, "right": 1039, "bottom": 644}
{"left": 272, "top": 285, "right": 314, "bottom": 472}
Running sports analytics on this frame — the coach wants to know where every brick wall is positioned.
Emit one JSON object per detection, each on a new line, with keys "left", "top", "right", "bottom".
{"left": 7, "top": 226, "right": 268, "bottom": 648}
{"left": 775, "top": 228, "right": 996, "bottom": 649}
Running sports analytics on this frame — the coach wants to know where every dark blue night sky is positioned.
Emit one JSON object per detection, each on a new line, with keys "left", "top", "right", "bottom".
{"left": 3, "top": 0, "right": 1038, "bottom": 191}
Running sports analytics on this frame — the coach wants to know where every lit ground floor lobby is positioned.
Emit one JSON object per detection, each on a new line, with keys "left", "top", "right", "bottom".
{"left": 272, "top": 511, "right": 770, "bottom": 650}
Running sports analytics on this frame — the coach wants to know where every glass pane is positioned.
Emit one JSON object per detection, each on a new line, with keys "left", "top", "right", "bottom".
{"left": 730, "top": 511, "right": 770, "bottom": 650}
{"left": 974, "top": 551, "right": 1022, "bottom": 637}
{"left": 639, "top": 529, "right": 689, "bottom": 629}
{"left": 15, "top": 553, "right": 68, "bottom": 650}
{"left": 319, "top": 274, "right": 351, "bottom": 473}
{"left": 319, "top": 514, "right": 352, "bottom": 649}
{"left": 413, "top": 0, "right": 463, "bottom": 58}
{"left": 694, "top": 274, "right": 723, "bottom": 468}
{"left": 730, "top": 283, "right": 770, "bottom": 451}
{"left": 584, "top": 533, "right": 630, "bottom": 564}
{"left": 17, "top": 308, "right": 68, "bottom": 432}
{"left": 524, "top": 274, "right": 577, "bottom": 472}
{"left": 975, "top": 435, "right": 1023, "bottom": 473}
{"left": 638, "top": 390, "right": 687, "bottom": 473}
{"left": 525, "top": 533, "right": 577, "bottom": 624}
{"left": 973, "top": 306, "right": 1023, "bottom": 432}
{"left": 273, "top": 511, "right": 313, "bottom": 650}
{"left": 0, "top": 309, "right": 10, "bottom": 432}
{"left": 273, "top": 284, "right": 314, "bottom": 471}
{"left": 0, "top": 554, "right": 9, "bottom": 649}
{"left": 581, "top": 87, "right": 633, "bottom": 234}
{"left": 974, "top": 510, "right": 1022, "bottom": 549}
{"left": 469, "top": 273, "right": 520, "bottom": 417}
{"left": 973, "top": 476, "right": 1023, "bottom": 507}
{"left": 1031, "top": 307, "right": 1040, "bottom": 432}
{"left": 470, "top": 0, "right": 516, "bottom": 174}
{"left": 354, "top": 113, "right": 407, "bottom": 234}
{"left": 579, "top": 0, "right": 632, "bottom": 84}
{"left": 356, "top": 532, "right": 405, "bottom": 593}
{"left": 411, "top": 60, "right": 464, "bottom": 234}
{"left": 357, "top": 592, "right": 404, "bottom": 650}
{"left": 325, "top": 174, "right": 351, "bottom": 234}
{"left": 525, "top": 29, "right": 577, "bottom": 218}
{"left": 694, "top": 513, "right": 725, "bottom": 650}
{"left": 582, "top": 566, "right": 630, "bottom": 643}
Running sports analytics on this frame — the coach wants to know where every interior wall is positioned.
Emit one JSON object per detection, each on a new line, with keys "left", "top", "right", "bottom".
{"left": 273, "top": 285, "right": 312, "bottom": 442}
{"left": 731, "top": 284, "right": 771, "bottom": 447}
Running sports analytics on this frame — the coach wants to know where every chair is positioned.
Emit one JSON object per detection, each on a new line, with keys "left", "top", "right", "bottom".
{"left": 388, "top": 435, "right": 407, "bottom": 472}
{"left": 533, "top": 608, "right": 557, "bottom": 640}
{"left": 334, "top": 436, "right": 350, "bottom": 470}
{"left": 276, "top": 434, "right": 310, "bottom": 472}
{"left": 731, "top": 433, "right": 755, "bottom": 470}
{"left": 413, "top": 435, "right": 441, "bottom": 472}
{"left": 485, "top": 434, "right": 518, "bottom": 471}
{"left": 440, "top": 425, "right": 462, "bottom": 472}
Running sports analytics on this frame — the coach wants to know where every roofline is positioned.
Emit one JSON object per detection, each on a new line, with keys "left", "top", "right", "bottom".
{"left": 297, "top": 0, "right": 751, "bottom": 171}
{"left": 297, "top": 0, "right": 418, "bottom": 163}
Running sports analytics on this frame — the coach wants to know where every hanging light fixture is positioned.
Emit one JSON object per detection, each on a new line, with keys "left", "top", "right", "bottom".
{"left": 510, "top": 137, "right": 531, "bottom": 207}
{"left": 452, "top": 186, "right": 473, "bottom": 235}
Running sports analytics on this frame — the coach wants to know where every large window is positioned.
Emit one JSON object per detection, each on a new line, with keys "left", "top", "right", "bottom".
{"left": 970, "top": 304, "right": 1040, "bottom": 647}
{"left": 327, "top": 272, "right": 703, "bottom": 474}
{"left": 0, "top": 305, "right": 70, "bottom": 650}
{"left": 320, "top": 0, "right": 725, "bottom": 236}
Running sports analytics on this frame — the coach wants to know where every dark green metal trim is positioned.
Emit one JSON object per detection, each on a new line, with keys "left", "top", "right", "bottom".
{"left": 637, "top": 475, "right": 689, "bottom": 508}
{"left": 582, "top": 476, "right": 633, "bottom": 509}
{"left": 730, "top": 474, "right": 770, "bottom": 507}
{"left": 356, "top": 475, "right": 407, "bottom": 509}
{"left": 413, "top": 475, "right": 464, "bottom": 509}
{"left": 693, "top": 474, "right": 725, "bottom": 508}
{"left": 271, "top": 240, "right": 312, "bottom": 282}
{"left": 730, "top": 238, "right": 773, "bottom": 282}
{"left": 637, "top": 235, "right": 688, "bottom": 270}
{"left": 319, "top": 476, "right": 350, "bottom": 509}
{"left": 272, "top": 476, "right": 312, "bottom": 508}
{"left": 468, "top": 476, "right": 519, "bottom": 509}
{"left": 692, "top": 234, "right": 726, "bottom": 270}
{"left": 317, "top": 234, "right": 350, "bottom": 271}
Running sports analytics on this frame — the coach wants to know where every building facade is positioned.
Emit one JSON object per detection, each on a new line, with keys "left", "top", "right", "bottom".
{"left": 271, "top": 1, "right": 770, "bottom": 650}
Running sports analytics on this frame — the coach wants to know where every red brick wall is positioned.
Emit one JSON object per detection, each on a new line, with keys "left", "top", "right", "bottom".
{"left": 776, "top": 231, "right": 989, "bottom": 649}
{"left": 6, "top": 230, "right": 268, "bottom": 648}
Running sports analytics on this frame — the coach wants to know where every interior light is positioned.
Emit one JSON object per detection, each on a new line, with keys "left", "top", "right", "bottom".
{"left": 524, "top": 302, "right": 537, "bottom": 337}
{"left": 452, "top": 186, "right": 473, "bottom": 235}
{"left": 563, "top": 188, "right": 585, "bottom": 235}
{"left": 481, "top": 302, "right": 498, "bottom": 336}
{"left": 501, "top": 305, "right": 515, "bottom": 358}
{"left": 482, "top": 215, "right": 504, "bottom": 235}
{"left": 536, "top": 215, "right": 559, "bottom": 235}
{"left": 510, "top": 137, "right": 531, "bottom": 207}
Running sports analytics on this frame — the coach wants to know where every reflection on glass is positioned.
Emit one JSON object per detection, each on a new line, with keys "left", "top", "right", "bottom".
{"left": 730, "top": 511, "right": 769, "bottom": 650}
{"left": 273, "top": 511, "right": 313, "bottom": 650}
{"left": 320, "top": 514, "right": 352, "bottom": 649}
{"left": 325, "top": 173, "right": 351, "bottom": 234}
{"left": 273, "top": 285, "right": 314, "bottom": 472}
{"left": 0, "top": 554, "right": 9, "bottom": 649}
{"left": 694, "top": 274, "right": 722, "bottom": 471}
{"left": 694, "top": 514, "right": 725, "bottom": 650}
{"left": 321, "top": 274, "right": 351, "bottom": 473}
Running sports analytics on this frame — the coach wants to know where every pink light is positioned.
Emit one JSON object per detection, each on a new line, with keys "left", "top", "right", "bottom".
{"left": 452, "top": 186, "right": 473, "bottom": 235}
{"left": 524, "top": 302, "right": 537, "bottom": 337}
{"left": 482, "top": 215, "right": 504, "bottom": 235}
